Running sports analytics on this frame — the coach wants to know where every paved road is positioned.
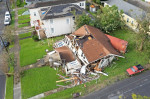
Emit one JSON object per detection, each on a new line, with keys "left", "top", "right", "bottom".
{"left": 0, "top": 0, "right": 8, "bottom": 35}
{"left": 0, "top": 70, "right": 6, "bottom": 99}
{"left": 78, "top": 71, "right": 150, "bottom": 99}
{"left": 0, "top": 0, "right": 9, "bottom": 99}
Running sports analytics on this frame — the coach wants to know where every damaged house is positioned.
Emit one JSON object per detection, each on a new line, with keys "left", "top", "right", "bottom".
{"left": 46, "top": 25, "right": 128, "bottom": 85}
{"left": 50, "top": 25, "right": 127, "bottom": 75}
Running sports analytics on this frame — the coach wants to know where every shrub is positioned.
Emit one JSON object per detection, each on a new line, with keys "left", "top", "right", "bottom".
{"left": 16, "top": 0, "right": 21, "bottom": 7}
{"left": 32, "top": 31, "right": 39, "bottom": 41}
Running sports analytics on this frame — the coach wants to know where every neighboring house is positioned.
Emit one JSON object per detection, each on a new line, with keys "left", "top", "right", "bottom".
{"left": 145, "top": 0, "right": 150, "bottom": 3}
{"left": 35, "top": 4, "right": 84, "bottom": 38}
{"left": 25, "top": 0, "right": 54, "bottom": 6}
{"left": 28, "top": 0, "right": 86, "bottom": 27}
{"left": 103, "top": 0, "right": 147, "bottom": 31}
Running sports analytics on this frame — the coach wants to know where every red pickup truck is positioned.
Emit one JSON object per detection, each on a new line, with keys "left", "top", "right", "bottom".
{"left": 126, "top": 64, "right": 144, "bottom": 76}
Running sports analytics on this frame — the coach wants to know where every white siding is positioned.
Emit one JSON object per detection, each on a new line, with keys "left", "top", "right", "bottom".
{"left": 72, "top": 1, "right": 86, "bottom": 9}
{"left": 29, "top": 8, "right": 41, "bottom": 27}
{"left": 29, "top": 1, "right": 85, "bottom": 27}
{"left": 43, "top": 16, "right": 75, "bottom": 37}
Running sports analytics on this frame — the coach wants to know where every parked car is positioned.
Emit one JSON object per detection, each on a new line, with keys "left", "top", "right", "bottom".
{"left": 126, "top": 64, "right": 144, "bottom": 76}
{"left": 5, "top": 11, "right": 11, "bottom": 19}
{"left": 0, "top": 40, "right": 10, "bottom": 48}
{"left": 4, "top": 17, "right": 11, "bottom": 25}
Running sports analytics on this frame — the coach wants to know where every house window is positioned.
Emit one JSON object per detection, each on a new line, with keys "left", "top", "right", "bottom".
{"left": 66, "top": 18, "right": 70, "bottom": 24}
{"left": 72, "top": 16, "right": 75, "bottom": 20}
{"left": 34, "top": 12, "right": 36, "bottom": 16}
{"left": 82, "top": 3, "right": 84, "bottom": 6}
{"left": 50, "top": 19, "right": 53, "bottom": 24}
{"left": 80, "top": 3, "right": 82, "bottom": 6}
{"left": 127, "top": 18, "right": 129, "bottom": 22}
{"left": 131, "top": 21, "right": 134, "bottom": 25}
{"left": 51, "top": 28, "right": 54, "bottom": 33}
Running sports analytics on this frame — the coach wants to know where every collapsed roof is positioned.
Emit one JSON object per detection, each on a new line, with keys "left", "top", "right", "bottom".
{"left": 55, "top": 46, "right": 76, "bottom": 63}
{"left": 105, "top": 34, "right": 128, "bottom": 54}
{"left": 73, "top": 25, "right": 121, "bottom": 63}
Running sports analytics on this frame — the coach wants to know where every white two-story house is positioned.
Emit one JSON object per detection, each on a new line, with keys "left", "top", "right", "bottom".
{"left": 35, "top": 4, "right": 85, "bottom": 38}
{"left": 28, "top": 0, "right": 86, "bottom": 27}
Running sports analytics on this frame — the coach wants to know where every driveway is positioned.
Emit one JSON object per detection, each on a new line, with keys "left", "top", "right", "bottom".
{"left": 78, "top": 70, "right": 150, "bottom": 99}
{"left": 0, "top": 70, "right": 6, "bottom": 99}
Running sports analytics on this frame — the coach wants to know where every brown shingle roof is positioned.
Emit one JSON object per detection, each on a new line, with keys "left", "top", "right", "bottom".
{"left": 73, "top": 25, "right": 121, "bottom": 63}
{"left": 55, "top": 46, "right": 75, "bottom": 62}
{"left": 28, "top": 0, "right": 85, "bottom": 9}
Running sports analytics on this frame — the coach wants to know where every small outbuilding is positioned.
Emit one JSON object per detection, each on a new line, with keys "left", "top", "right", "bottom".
{"left": 90, "top": 5, "right": 96, "bottom": 12}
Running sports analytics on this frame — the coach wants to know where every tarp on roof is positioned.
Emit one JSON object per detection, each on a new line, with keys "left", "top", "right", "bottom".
{"left": 105, "top": 34, "right": 128, "bottom": 54}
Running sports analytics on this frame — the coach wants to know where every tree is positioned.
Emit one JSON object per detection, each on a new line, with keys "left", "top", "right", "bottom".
{"left": 95, "top": 5, "right": 124, "bottom": 33}
{"left": 136, "top": 14, "right": 150, "bottom": 53}
{"left": 3, "top": 26, "right": 15, "bottom": 44}
{"left": 74, "top": 13, "right": 94, "bottom": 29}
{"left": 93, "top": 0, "right": 101, "bottom": 4}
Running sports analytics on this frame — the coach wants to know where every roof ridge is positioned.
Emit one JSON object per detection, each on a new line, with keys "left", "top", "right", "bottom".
{"left": 42, "top": 7, "right": 51, "bottom": 19}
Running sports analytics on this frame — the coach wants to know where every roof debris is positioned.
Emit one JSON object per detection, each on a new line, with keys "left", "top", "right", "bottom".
{"left": 45, "top": 25, "right": 128, "bottom": 87}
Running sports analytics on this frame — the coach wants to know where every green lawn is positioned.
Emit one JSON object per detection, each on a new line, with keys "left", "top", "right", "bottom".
{"left": 18, "top": 23, "right": 30, "bottom": 28}
{"left": 18, "top": 14, "right": 30, "bottom": 28}
{"left": 18, "top": 8, "right": 28, "bottom": 15}
{"left": 21, "top": 66, "right": 64, "bottom": 99}
{"left": 43, "top": 29, "right": 149, "bottom": 99}
{"left": 10, "top": 11, "right": 15, "bottom": 28}
{"left": 19, "top": 32, "right": 31, "bottom": 39}
{"left": 18, "top": 18, "right": 30, "bottom": 24}
{"left": 5, "top": 54, "right": 14, "bottom": 99}
{"left": 20, "top": 36, "right": 64, "bottom": 66}
{"left": 5, "top": 76, "right": 14, "bottom": 99}
{"left": 18, "top": 15, "right": 30, "bottom": 20}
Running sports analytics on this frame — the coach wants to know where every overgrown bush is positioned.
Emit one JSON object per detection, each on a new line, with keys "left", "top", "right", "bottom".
{"left": 32, "top": 31, "right": 39, "bottom": 41}
{"left": 16, "top": 0, "right": 21, "bottom": 7}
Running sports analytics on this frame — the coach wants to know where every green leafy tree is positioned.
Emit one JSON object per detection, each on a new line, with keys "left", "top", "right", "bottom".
{"left": 75, "top": 13, "right": 93, "bottom": 29}
{"left": 95, "top": 5, "right": 124, "bottom": 33}
{"left": 136, "top": 14, "right": 150, "bottom": 54}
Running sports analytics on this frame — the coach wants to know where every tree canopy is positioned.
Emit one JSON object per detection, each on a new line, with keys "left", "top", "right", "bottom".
{"left": 75, "top": 13, "right": 93, "bottom": 29}
{"left": 95, "top": 5, "right": 124, "bottom": 33}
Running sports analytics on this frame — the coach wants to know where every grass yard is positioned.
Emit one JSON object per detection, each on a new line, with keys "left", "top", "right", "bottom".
{"left": 5, "top": 54, "right": 14, "bottom": 99}
{"left": 18, "top": 14, "right": 30, "bottom": 28}
{"left": 10, "top": 11, "right": 15, "bottom": 28}
{"left": 20, "top": 36, "right": 64, "bottom": 66}
{"left": 19, "top": 32, "right": 31, "bottom": 39}
{"left": 43, "top": 29, "right": 149, "bottom": 99}
{"left": 18, "top": 8, "right": 28, "bottom": 15}
{"left": 18, "top": 18, "right": 30, "bottom": 24}
{"left": 21, "top": 66, "right": 66, "bottom": 99}
{"left": 18, "top": 15, "right": 30, "bottom": 20}
{"left": 5, "top": 76, "right": 14, "bottom": 99}
{"left": 18, "top": 23, "right": 30, "bottom": 28}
